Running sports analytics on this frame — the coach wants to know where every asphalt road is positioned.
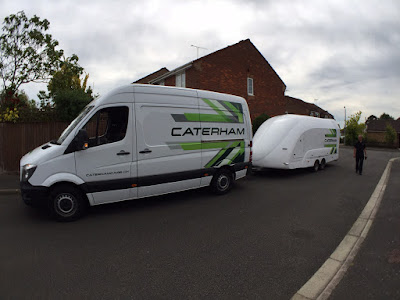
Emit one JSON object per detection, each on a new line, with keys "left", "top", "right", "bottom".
{"left": 0, "top": 147, "right": 398, "bottom": 299}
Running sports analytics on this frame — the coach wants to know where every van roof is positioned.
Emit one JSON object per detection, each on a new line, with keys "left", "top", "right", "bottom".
{"left": 93, "top": 84, "right": 247, "bottom": 106}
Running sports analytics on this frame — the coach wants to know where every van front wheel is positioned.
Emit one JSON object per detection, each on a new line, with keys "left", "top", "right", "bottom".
{"left": 50, "top": 185, "right": 87, "bottom": 221}
{"left": 211, "top": 169, "right": 233, "bottom": 195}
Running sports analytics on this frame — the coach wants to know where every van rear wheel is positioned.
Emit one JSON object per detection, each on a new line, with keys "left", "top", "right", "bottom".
{"left": 50, "top": 185, "right": 87, "bottom": 221}
{"left": 313, "top": 160, "right": 320, "bottom": 172}
{"left": 211, "top": 169, "right": 233, "bottom": 195}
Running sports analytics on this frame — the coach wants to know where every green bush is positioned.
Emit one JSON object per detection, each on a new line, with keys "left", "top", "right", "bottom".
{"left": 53, "top": 89, "right": 92, "bottom": 122}
{"left": 0, "top": 90, "right": 58, "bottom": 122}
{"left": 385, "top": 124, "right": 396, "bottom": 146}
{"left": 252, "top": 113, "right": 270, "bottom": 134}
{"left": 344, "top": 111, "right": 365, "bottom": 146}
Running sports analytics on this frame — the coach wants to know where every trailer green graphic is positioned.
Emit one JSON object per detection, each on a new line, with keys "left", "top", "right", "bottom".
{"left": 325, "top": 129, "right": 337, "bottom": 137}
{"left": 324, "top": 144, "right": 338, "bottom": 154}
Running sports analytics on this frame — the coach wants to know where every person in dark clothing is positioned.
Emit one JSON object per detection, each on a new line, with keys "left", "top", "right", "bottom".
{"left": 354, "top": 135, "right": 367, "bottom": 175}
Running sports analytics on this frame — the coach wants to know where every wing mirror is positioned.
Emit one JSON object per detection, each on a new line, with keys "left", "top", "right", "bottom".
{"left": 75, "top": 129, "right": 89, "bottom": 151}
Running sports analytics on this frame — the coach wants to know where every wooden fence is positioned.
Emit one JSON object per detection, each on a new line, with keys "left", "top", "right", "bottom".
{"left": 0, "top": 122, "right": 69, "bottom": 173}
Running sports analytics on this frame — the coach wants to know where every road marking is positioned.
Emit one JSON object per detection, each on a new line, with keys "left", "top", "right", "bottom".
{"left": 292, "top": 157, "right": 400, "bottom": 300}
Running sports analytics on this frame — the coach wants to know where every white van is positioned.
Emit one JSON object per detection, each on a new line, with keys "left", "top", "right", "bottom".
{"left": 20, "top": 85, "right": 252, "bottom": 221}
{"left": 252, "top": 114, "right": 339, "bottom": 171}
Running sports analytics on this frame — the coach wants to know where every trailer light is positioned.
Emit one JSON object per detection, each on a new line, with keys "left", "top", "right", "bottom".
{"left": 131, "top": 184, "right": 137, "bottom": 188}
{"left": 204, "top": 173, "right": 209, "bottom": 177}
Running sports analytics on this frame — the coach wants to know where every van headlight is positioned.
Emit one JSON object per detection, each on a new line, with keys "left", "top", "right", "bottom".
{"left": 21, "top": 164, "right": 37, "bottom": 182}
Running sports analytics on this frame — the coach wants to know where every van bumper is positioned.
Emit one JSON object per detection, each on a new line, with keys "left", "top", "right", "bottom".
{"left": 233, "top": 162, "right": 252, "bottom": 171}
{"left": 246, "top": 163, "right": 253, "bottom": 175}
{"left": 20, "top": 182, "right": 49, "bottom": 207}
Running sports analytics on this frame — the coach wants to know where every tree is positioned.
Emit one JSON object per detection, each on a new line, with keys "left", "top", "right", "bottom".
{"left": 345, "top": 111, "right": 365, "bottom": 146}
{"left": 0, "top": 11, "right": 63, "bottom": 99}
{"left": 38, "top": 55, "right": 94, "bottom": 121}
{"left": 252, "top": 113, "right": 270, "bottom": 134}
{"left": 1, "top": 88, "right": 28, "bottom": 107}
{"left": 379, "top": 113, "right": 394, "bottom": 120}
{"left": 366, "top": 115, "right": 377, "bottom": 123}
{"left": 384, "top": 124, "right": 396, "bottom": 146}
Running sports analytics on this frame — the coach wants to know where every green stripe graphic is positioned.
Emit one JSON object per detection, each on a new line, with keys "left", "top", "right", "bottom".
{"left": 223, "top": 141, "right": 245, "bottom": 165}
{"left": 183, "top": 113, "right": 233, "bottom": 123}
{"left": 171, "top": 98, "right": 244, "bottom": 123}
{"left": 206, "top": 140, "right": 244, "bottom": 168}
{"left": 176, "top": 140, "right": 245, "bottom": 168}
{"left": 223, "top": 101, "right": 244, "bottom": 123}
{"left": 180, "top": 141, "right": 231, "bottom": 151}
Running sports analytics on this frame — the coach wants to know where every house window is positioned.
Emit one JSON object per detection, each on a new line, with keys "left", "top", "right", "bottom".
{"left": 247, "top": 77, "right": 254, "bottom": 95}
{"left": 310, "top": 111, "right": 320, "bottom": 117}
{"left": 176, "top": 72, "right": 186, "bottom": 87}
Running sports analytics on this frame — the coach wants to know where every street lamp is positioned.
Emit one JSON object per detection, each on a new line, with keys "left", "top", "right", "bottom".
{"left": 344, "top": 106, "right": 346, "bottom": 142}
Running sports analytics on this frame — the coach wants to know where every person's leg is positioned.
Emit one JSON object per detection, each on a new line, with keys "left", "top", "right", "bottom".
{"left": 359, "top": 157, "right": 364, "bottom": 175}
{"left": 356, "top": 156, "right": 360, "bottom": 173}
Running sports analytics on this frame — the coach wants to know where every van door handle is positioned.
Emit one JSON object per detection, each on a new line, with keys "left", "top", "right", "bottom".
{"left": 117, "top": 150, "right": 130, "bottom": 156}
{"left": 139, "top": 148, "right": 152, "bottom": 154}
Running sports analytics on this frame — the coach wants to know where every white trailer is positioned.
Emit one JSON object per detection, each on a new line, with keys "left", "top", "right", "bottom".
{"left": 252, "top": 114, "right": 339, "bottom": 171}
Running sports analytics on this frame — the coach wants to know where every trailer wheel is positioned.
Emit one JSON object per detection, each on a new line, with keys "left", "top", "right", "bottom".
{"left": 211, "top": 169, "right": 233, "bottom": 195}
{"left": 313, "top": 160, "right": 320, "bottom": 172}
{"left": 49, "top": 185, "right": 87, "bottom": 221}
{"left": 319, "top": 159, "right": 326, "bottom": 170}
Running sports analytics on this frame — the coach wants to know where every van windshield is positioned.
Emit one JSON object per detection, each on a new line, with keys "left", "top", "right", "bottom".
{"left": 56, "top": 105, "right": 94, "bottom": 145}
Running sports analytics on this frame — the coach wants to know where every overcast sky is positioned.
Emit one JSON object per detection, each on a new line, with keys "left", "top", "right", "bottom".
{"left": 1, "top": 0, "right": 399, "bottom": 126}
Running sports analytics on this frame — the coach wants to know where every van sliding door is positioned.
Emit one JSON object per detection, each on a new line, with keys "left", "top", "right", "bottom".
{"left": 135, "top": 89, "right": 202, "bottom": 198}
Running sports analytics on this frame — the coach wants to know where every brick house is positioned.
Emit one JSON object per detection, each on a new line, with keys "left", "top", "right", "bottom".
{"left": 135, "top": 67, "right": 169, "bottom": 84}
{"left": 285, "top": 96, "right": 334, "bottom": 118}
{"left": 366, "top": 119, "right": 400, "bottom": 148}
{"left": 134, "top": 39, "right": 333, "bottom": 119}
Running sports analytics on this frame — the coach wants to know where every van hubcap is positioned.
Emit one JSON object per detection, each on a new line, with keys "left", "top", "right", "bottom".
{"left": 56, "top": 194, "right": 75, "bottom": 214}
{"left": 218, "top": 175, "right": 229, "bottom": 191}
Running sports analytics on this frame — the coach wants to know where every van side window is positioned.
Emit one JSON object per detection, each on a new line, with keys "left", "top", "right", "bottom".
{"left": 84, "top": 106, "right": 129, "bottom": 148}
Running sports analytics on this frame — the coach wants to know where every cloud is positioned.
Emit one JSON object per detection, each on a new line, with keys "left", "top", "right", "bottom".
{"left": 1, "top": 0, "right": 399, "bottom": 125}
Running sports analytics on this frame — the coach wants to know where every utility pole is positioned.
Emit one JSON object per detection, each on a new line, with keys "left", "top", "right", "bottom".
{"left": 191, "top": 45, "right": 207, "bottom": 59}
{"left": 344, "top": 106, "right": 347, "bottom": 142}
